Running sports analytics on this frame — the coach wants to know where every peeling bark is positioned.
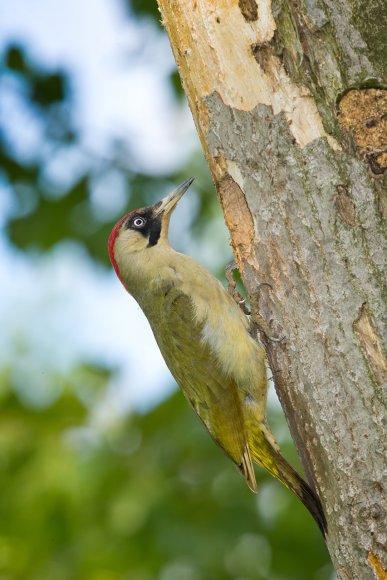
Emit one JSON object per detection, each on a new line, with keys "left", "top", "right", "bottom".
{"left": 157, "top": 1, "right": 386, "bottom": 578}
{"left": 368, "top": 551, "right": 387, "bottom": 580}
{"left": 354, "top": 303, "right": 387, "bottom": 388}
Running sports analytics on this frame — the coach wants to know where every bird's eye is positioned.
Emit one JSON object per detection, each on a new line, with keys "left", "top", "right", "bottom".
{"left": 133, "top": 217, "right": 146, "bottom": 228}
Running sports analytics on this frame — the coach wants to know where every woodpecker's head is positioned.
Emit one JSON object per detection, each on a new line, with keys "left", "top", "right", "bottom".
{"left": 108, "top": 177, "right": 194, "bottom": 286}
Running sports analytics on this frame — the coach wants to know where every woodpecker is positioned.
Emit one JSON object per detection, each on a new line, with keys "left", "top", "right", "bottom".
{"left": 108, "top": 177, "right": 327, "bottom": 536}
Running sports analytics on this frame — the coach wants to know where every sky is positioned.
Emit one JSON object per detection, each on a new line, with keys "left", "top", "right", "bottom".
{"left": 0, "top": 0, "right": 201, "bottom": 413}
{"left": 0, "top": 0, "right": 196, "bottom": 171}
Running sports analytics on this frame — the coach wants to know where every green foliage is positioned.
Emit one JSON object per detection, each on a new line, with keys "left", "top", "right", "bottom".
{"left": 169, "top": 69, "right": 186, "bottom": 100}
{"left": 127, "top": 0, "right": 161, "bottom": 23}
{"left": 5, "top": 44, "right": 68, "bottom": 106}
{"left": 0, "top": 370, "right": 330, "bottom": 580}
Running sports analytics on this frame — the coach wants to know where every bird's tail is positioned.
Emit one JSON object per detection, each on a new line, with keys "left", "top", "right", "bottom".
{"left": 249, "top": 424, "right": 327, "bottom": 537}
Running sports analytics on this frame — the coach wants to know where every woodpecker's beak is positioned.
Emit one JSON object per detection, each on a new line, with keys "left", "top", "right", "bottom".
{"left": 153, "top": 177, "right": 195, "bottom": 217}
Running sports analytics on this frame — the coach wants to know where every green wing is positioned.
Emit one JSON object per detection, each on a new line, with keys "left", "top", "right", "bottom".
{"left": 145, "top": 286, "right": 256, "bottom": 489}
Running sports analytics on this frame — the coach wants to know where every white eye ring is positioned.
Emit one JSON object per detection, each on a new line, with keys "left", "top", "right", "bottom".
{"left": 133, "top": 217, "right": 146, "bottom": 228}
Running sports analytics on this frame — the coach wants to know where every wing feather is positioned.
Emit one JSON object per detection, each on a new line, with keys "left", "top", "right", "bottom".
{"left": 146, "top": 287, "right": 255, "bottom": 487}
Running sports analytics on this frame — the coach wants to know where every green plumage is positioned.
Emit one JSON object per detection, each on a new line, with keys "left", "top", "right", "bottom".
{"left": 144, "top": 285, "right": 249, "bottom": 468}
{"left": 110, "top": 178, "right": 327, "bottom": 536}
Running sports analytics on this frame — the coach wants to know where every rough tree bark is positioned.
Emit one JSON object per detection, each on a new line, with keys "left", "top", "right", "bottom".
{"left": 156, "top": 1, "right": 386, "bottom": 578}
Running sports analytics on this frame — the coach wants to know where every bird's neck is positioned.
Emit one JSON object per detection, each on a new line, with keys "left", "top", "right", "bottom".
{"left": 116, "top": 242, "right": 180, "bottom": 305}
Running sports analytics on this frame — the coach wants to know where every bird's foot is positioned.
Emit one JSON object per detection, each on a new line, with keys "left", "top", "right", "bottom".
{"left": 226, "top": 261, "right": 285, "bottom": 343}
{"left": 250, "top": 283, "right": 285, "bottom": 344}
{"left": 252, "top": 312, "right": 284, "bottom": 343}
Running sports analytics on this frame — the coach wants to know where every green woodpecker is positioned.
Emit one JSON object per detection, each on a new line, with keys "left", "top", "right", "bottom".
{"left": 108, "top": 177, "right": 327, "bottom": 536}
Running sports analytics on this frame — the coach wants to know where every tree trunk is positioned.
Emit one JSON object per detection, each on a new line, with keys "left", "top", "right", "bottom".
{"left": 156, "top": 1, "right": 386, "bottom": 578}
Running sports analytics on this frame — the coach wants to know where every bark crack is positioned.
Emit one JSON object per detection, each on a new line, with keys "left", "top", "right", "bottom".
{"left": 216, "top": 172, "right": 255, "bottom": 268}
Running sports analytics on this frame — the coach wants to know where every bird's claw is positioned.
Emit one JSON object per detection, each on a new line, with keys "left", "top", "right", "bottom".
{"left": 226, "top": 261, "right": 285, "bottom": 343}
{"left": 251, "top": 312, "right": 285, "bottom": 343}
{"left": 225, "top": 260, "right": 250, "bottom": 315}
{"left": 251, "top": 282, "right": 285, "bottom": 343}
